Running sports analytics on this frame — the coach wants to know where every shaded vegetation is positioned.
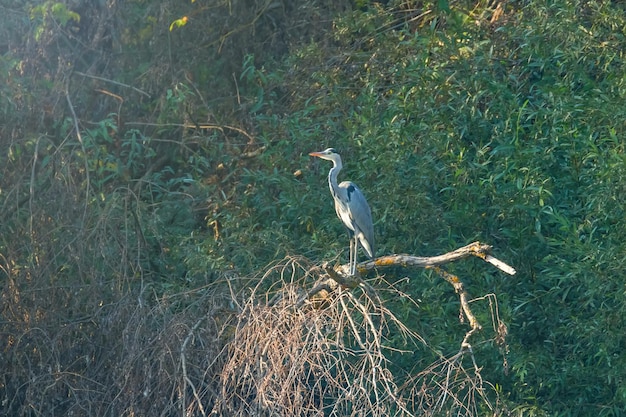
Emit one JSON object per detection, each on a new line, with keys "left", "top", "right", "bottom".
{"left": 1, "top": 0, "right": 626, "bottom": 415}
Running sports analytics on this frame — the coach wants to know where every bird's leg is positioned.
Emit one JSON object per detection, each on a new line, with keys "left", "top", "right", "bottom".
{"left": 349, "top": 237, "right": 354, "bottom": 275}
{"left": 349, "top": 236, "right": 356, "bottom": 276}
{"left": 351, "top": 236, "right": 359, "bottom": 276}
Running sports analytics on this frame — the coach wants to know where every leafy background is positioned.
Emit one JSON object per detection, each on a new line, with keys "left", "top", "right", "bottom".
{"left": 1, "top": 0, "right": 625, "bottom": 415}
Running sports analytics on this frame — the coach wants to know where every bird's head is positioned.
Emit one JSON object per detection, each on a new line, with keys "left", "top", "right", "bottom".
{"left": 309, "top": 148, "right": 341, "bottom": 164}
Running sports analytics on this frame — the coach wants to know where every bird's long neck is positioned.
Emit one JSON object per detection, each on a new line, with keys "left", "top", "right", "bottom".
{"left": 327, "top": 158, "right": 342, "bottom": 199}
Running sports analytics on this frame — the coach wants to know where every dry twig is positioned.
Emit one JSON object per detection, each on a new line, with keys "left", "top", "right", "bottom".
{"left": 211, "top": 257, "right": 420, "bottom": 416}
{"left": 211, "top": 242, "right": 512, "bottom": 416}
{"left": 289, "top": 242, "right": 514, "bottom": 416}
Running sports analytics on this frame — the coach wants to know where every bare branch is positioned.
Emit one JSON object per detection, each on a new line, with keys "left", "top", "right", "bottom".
{"left": 124, "top": 121, "right": 256, "bottom": 143}
{"left": 211, "top": 257, "right": 421, "bottom": 416}
{"left": 297, "top": 242, "right": 511, "bottom": 416}
{"left": 74, "top": 71, "right": 151, "bottom": 97}
{"left": 359, "top": 241, "right": 516, "bottom": 275}
{"left": 427, "top": 266, "right": 482, "bottom": 334}
{"left": 303, "top": 242, "right": 511, "bottom": 352}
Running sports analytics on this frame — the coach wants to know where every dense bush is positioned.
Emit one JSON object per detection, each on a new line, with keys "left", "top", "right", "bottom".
{"left": 1, "top": 0, "right": 626, "bottom": 416}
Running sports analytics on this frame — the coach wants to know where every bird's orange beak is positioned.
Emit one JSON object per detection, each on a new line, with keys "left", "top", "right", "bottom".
{"left": 309, "top": 151, "right": 323, "bottom": 157}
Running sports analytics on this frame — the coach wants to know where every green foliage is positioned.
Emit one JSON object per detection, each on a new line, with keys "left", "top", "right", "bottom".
{"left": 233, "top": 0, "right": 626, "bottom": 414}
{"left": 30, "top": 1, "right": 80, "bottom": 41}
{"left": 3, "top": 0, "right": 626, "bottom": 415}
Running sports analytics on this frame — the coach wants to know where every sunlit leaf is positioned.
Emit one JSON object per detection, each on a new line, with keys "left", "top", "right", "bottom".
{"left": 169, "top": 16, "right": 188, "bottom": 31}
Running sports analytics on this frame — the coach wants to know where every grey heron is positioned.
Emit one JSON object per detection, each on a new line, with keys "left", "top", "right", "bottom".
{"left": 309, "top": 148, "right": 374, "bottom": 275}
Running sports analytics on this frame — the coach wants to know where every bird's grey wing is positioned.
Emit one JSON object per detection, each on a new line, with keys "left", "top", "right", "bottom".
{"left": 341, "top": 181, "right": 375, "bottom": 258}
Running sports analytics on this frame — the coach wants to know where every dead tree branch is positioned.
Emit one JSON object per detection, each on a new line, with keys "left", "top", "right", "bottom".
{"left": 361, "top": 241, "right": 516, "bottom": 276}
{"left": 299, "top": 240, "right": 512, "bottom": 410}
{"left": 302, "top": 241, "right": 513, "bottom": 336}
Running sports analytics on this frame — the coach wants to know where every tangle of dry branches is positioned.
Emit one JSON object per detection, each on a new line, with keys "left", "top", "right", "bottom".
{"left": 206, "top": 243, "right": 512, "bottom": 416}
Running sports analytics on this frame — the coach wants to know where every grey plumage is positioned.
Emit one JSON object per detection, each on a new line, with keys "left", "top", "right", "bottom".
{"left": 309, "top": 148, "right": 374, "bottom": 275}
